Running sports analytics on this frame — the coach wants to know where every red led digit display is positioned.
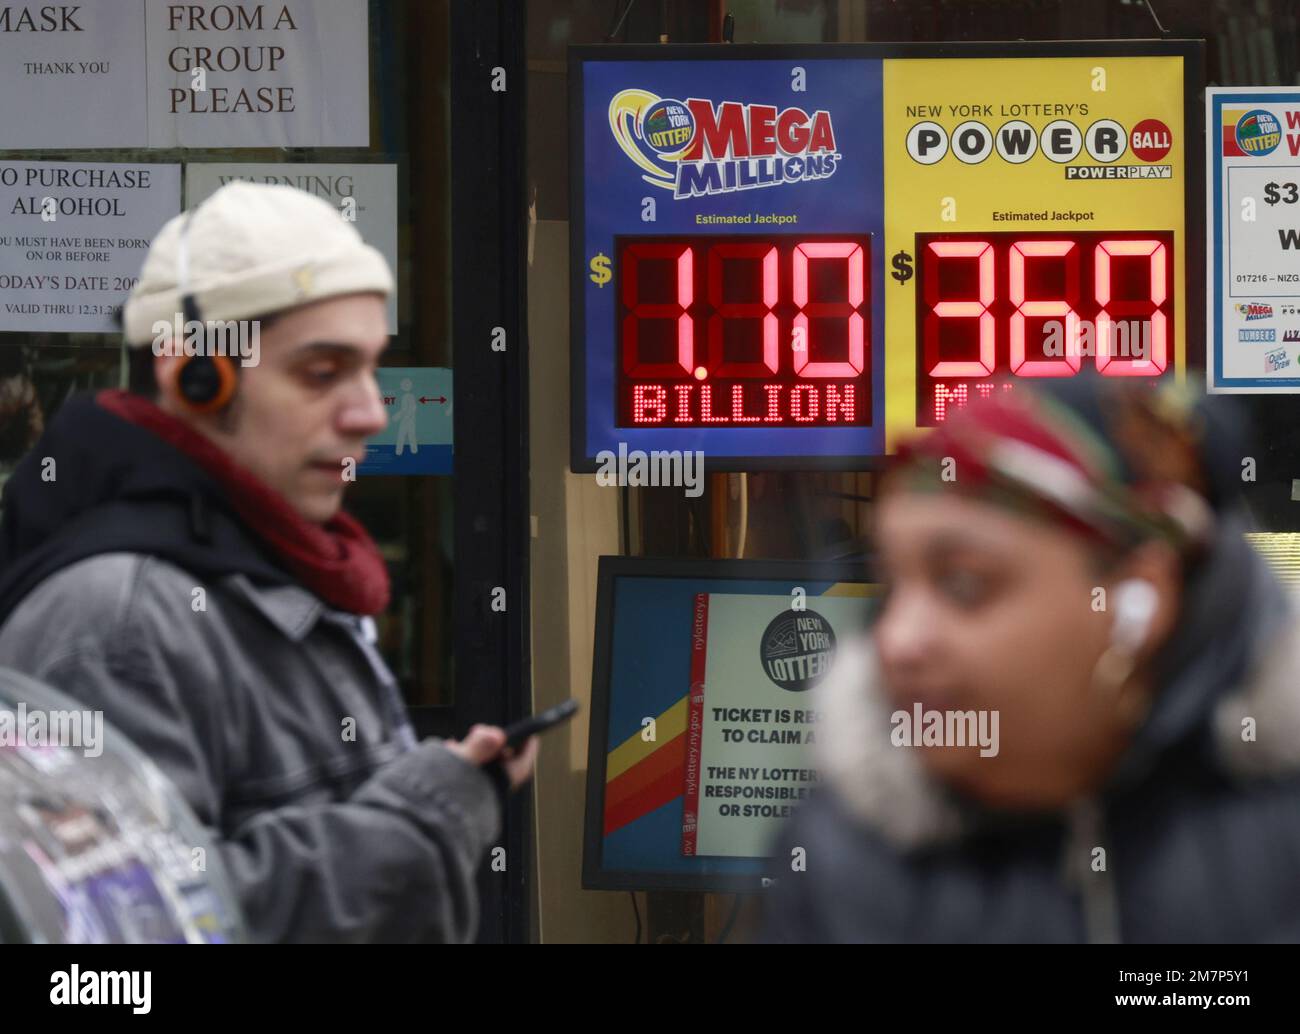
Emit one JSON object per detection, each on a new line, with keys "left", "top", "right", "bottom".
{"left": 616, "top": 234, "right": 872, "bottom": 428}
{"left": 914, "top": 231, "right": 1175, "bottom": 426}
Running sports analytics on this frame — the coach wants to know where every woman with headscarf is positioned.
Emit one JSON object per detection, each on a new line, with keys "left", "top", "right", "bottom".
{"left": 761, "top": 375, "right": 1300, "bottom": 943}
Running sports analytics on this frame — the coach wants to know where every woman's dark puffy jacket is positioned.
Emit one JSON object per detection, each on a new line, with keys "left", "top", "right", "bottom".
{"left": 761, "top": 517, "right": 1300, "bottom": 943}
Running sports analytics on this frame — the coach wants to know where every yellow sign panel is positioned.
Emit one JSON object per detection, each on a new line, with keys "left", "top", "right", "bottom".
{"left": 882, "top": 56, "right": 1187, "bottom": 450}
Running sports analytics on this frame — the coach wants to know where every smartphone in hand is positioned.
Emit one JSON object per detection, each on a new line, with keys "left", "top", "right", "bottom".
{"left": 500, "top": 699, "right": 579, "bottom": 749}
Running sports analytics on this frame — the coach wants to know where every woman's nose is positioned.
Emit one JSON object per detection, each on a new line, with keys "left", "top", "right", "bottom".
{"left": 874, "top": 586, "right": 937, "bottom": 674}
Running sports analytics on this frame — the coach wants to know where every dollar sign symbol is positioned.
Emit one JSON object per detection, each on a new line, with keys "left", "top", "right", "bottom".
{"left": 1265, "top": 182, "right": 1280, "bottom": 206}
{"left": 891, "top": 250, "right": 914, "bottom": 284}
{"left": 589, "top": 253, "right": 612, "bottom": 287}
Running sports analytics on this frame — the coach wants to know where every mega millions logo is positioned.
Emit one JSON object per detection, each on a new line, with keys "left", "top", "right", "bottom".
{"left": 1237, "top": 302, "right": 1274, "bottom": 321}
{"left": 1224, "top": 108, "right": 1282, "bottom": 157}
{"left": 608, "top": 89, "right": 840, "bottom": 200}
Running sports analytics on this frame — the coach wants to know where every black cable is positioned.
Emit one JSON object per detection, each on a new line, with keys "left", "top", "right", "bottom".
{"left": 606, "top": 0, "right": 638, "bottom": 42}
{"left": 630, "top": 891, "right": 642, "bottom": 944}
{"left": 1142, "top": 0, "right": 1169, "bottom": 35}
{"left": 715, "top": 894, "right": 742, "bottom": 944}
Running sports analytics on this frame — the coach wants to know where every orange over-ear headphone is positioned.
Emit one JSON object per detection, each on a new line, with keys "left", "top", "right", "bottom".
{"left": 175, "top": 205, "right": 238, "bottom": 414}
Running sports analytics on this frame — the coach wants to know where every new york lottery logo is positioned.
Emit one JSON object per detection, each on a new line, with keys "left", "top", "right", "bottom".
{"left": 1224, "top": 108, "right": 1283, "bottom": 157}
{"left": 608, "top": 89, "right": 840, "bottom": 199}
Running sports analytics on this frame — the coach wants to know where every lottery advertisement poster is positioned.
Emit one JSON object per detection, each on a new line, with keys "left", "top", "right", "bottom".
{"left": 594, "top": 571, "right": 871, "bottom": 879}
{"left": 1207, "top": 87, "right": 1300, "bottom": 392}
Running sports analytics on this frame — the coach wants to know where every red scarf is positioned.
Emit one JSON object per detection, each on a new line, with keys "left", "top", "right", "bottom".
{"left": 96, "top": 389, "right": 390, "bottom": 615}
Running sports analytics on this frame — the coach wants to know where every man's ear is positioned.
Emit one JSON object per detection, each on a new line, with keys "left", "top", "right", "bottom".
{"left": 152, "top": 348, "right": 189, "bottom": 417}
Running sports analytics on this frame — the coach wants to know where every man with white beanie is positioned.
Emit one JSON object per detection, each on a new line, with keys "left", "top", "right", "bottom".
{"left": 0, "top": 183, "right": 535, "bottom": 942}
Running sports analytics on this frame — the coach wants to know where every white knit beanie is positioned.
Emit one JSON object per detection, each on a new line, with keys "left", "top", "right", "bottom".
{"left": 122, "top": 181, "right": 393, "bottom": 346}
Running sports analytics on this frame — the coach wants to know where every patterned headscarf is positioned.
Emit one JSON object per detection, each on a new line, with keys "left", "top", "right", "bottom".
{"left": 888, "top": 374, "right": 1248, "bottom": 558}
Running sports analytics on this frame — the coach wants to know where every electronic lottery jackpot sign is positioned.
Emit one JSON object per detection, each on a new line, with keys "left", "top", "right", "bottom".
{"left": 570, "top": 42, "right": 1200, "bottom": 470}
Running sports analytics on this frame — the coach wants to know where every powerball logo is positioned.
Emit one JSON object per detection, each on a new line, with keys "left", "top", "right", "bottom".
{"left": 608, "top": 89, "right": 840, "bottom": 199}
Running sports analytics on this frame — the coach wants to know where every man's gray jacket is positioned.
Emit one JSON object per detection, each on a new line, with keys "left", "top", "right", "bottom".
{"left": 0, "top": 392, "right": 500, "bottom": 943}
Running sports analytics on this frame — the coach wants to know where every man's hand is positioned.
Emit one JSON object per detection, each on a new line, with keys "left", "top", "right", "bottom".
{"left": 446, "top": 725, "right": 539, "bottom": 790}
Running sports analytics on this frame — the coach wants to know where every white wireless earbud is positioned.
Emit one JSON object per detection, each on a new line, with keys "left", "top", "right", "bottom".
{"left": 1110, "top": 578, "right": 1159, "bottom": 654}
